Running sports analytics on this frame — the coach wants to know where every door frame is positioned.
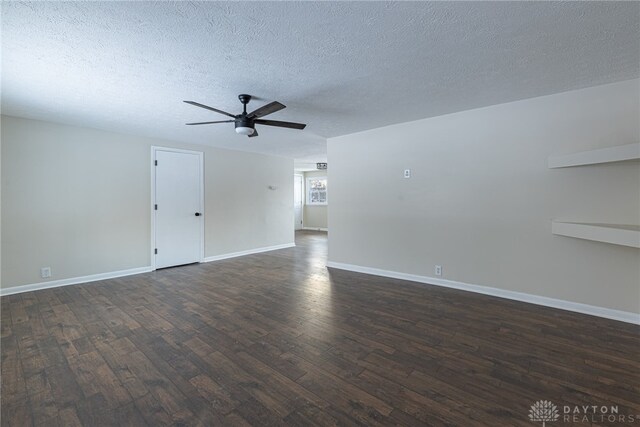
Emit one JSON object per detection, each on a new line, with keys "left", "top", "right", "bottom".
{"left": 294, "top": 173, "right": 304, "bottom": 231}
{"left": 151, "top": 146, "right": 205, "bottom": 270}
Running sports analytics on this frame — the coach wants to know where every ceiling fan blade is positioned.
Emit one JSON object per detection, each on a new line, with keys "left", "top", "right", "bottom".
{"left": 184, "top": 101, "right": 236, "bottom": 118}
{"left": 186, "top": 120, "right": 234, "bottom": 125}
{"left": 248, "top": 101, "right": 286, "bottom": 118}
{"left": 248, "top": 128, "right": 258, "bottom": 138}
{"left": 254, "top": 119, "right": 306, "bottom": 130}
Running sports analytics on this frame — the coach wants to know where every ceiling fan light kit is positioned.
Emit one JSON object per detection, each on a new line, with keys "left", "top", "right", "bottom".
{"left": 184, "top": 94, "right": 306, "bottom": 138}
{"left": 235, "top": 126, "right": 254, "bottom": 136}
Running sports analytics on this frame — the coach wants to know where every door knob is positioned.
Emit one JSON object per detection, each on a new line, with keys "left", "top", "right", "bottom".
{"left": 195, "top": 212, "right": 201, "bottom": 216}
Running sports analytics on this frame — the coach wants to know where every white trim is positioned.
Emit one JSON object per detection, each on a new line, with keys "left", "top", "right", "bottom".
{"left": 326, "top": 261, "right": 639, "bottom": 325}
{"left": 151, "top": 146, "right": 205, "bottom": 270}
{"left": 302, "top": 227, "right": 328, "bottom": 232}
{"left": 203, "top": 243, "right": 295, "bottom": 263}
{"left": 150, "top": 147, "right": 156, "bottom": 268}
{"left": 0, "top": 267, "right": 153, "bottom": 297}
{"left": 294, "top": 173, "right": 304, "bottom": 231}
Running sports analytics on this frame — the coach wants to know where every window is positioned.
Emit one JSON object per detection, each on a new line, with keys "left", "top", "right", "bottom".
{"left": 307, "top": 176, "right": 327, "bottom": 205}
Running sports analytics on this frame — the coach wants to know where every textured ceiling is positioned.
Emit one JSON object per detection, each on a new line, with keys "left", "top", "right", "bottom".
{"left": 2, "top": 1, "right": 638, "bottom": 162}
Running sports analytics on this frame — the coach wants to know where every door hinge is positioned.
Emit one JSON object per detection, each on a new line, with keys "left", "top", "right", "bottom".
{"left": 154, "top": 204, "right": 157, "bottom": 210}
{"left": 154, "top": 248, "right": 158, "bottom": 254}
{"left": 155, "top": 160, "right": 158, "bottom": 166}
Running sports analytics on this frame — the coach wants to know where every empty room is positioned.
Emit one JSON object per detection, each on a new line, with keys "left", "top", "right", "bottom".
{"left": 1, "top": 2, "right": 639, "bottom": 426}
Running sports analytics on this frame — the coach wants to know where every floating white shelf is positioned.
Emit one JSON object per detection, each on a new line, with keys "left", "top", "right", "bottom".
{"left": 552, "top": 221, "right": 640, "bottom": 248}
{"left": 548, "top": 143, "right": 640, "bottom": 169}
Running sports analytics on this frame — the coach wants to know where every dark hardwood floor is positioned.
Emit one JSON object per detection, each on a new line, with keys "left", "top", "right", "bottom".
{"left": 1, "top": 231, "right": 638, "bottom": 426}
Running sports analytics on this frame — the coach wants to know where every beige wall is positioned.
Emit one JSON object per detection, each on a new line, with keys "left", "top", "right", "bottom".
{"left": 1, "top": 115, "right": 293, "bottom": 289}
{"left": 303, "top": 170, "right": 328, "bottom": 229}
{"left": 328, "top": 79, "right": 640, "bottom": 314}
{"left": 0, "top": 123, "right": 2, "bottom": 289}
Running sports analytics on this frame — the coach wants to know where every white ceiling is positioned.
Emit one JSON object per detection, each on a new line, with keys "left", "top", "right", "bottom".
{"left": 2, "top": 2, "right": 638, "bottom": 163}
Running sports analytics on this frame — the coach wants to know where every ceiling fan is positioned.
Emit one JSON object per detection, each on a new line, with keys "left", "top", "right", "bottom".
{"left": 184, "top": 94, "right": 306, "bottom": 137}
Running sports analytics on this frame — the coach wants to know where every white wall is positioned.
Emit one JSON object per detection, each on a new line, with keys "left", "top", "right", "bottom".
{"left": 1, "top": 115, "right": 293, "bottom": 289}
{"left": 328, "top": 79, "right": 640, "bottom": 315}
{"left": 303, "top": 170, "right": 328, "bottom": 229}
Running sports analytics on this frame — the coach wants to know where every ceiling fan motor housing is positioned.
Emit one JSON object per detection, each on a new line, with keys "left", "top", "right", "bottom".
{"left": 236, "top": 94, "right": 255, "bottom": 134}
{"left": 235, "top": 116, "right": 254, "bottom": 130}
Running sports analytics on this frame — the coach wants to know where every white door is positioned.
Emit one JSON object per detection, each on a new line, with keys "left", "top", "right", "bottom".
{"left": 294, "top": 174, "right": 303, "bottom": 230}
{"left": 154, "top": 149, "right": 203, "bottom": 269}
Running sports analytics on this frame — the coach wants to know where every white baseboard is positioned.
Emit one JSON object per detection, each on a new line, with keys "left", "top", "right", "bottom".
{"left": 302, "top": 227, "right": 328, "bottom": 232}
{"left": 0, "top": 266, "right": 153, "bottom": 297}
{"left": 203, "top": 242, "right": 295, "bottom": 263}
{"left": 326, "top": 261, "right": 639, "bottom": 325}
{"left": 1, "top": 243, "right": 296, "bottom": 296}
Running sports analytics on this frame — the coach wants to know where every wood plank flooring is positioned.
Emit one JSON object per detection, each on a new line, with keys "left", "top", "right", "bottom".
{"left": 1, "top": 231, "right": 638, "bottom": 426}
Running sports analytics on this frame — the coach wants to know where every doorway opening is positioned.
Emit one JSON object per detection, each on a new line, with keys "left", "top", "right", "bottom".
{"left": 294, "top": 174, "right": 304, "bottom": 230}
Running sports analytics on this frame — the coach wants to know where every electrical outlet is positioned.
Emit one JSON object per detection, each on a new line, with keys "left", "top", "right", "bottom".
{"left": 435, "top": 265, "right": 442, "bottom": 276}
{"left": 40, "top": 267, "right": 51, "bottom": 279}
{"left": 404, "top": 169, "right": 411, "bottom": 179}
